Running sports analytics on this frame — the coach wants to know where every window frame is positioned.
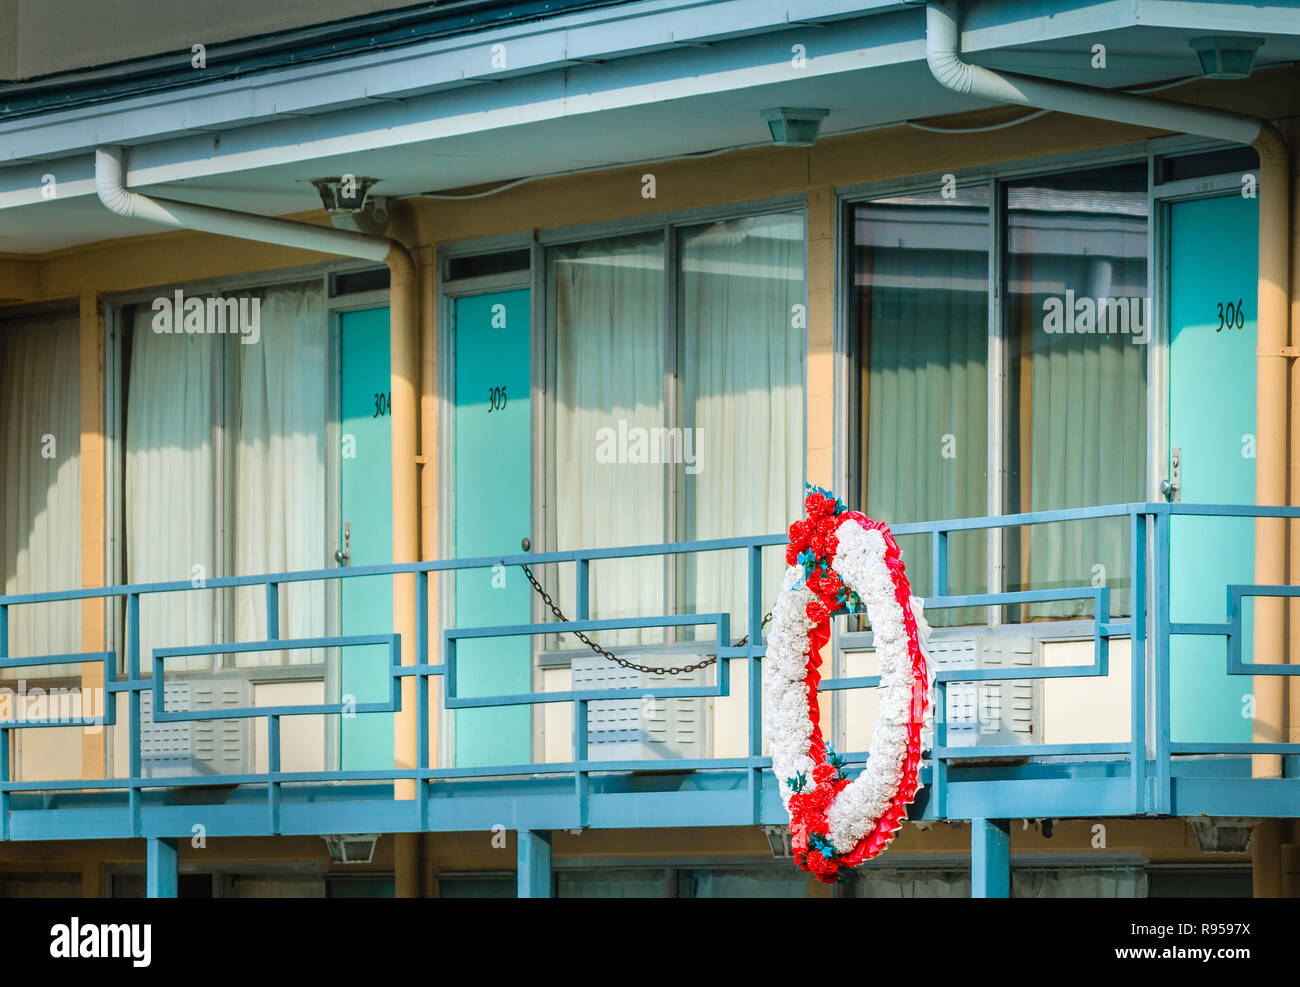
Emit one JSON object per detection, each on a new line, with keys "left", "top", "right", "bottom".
{"left": 835, "top": 136, "right": 1258, "bottom": 657}
{"left": 103, "top": 261, "right": 374, "bottom": 680}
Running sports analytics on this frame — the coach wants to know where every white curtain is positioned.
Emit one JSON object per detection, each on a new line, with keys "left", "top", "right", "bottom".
{"left": 680, "top": 212, "right": 805, "bottom": 634}
{"left": 1013, "top": 866, "right": 1147, "bottom": 897}
{"left": 127, "top": 282, "right": 326, "bottom": 672}
{"left": 126, "top": 309, "right": 218, "bottom": 673}
{"left": 553, "top": 233, "right": 666, "bottom": 645}
{"left": 234, "top": 284, "right": 326, "bottom": 665}
{"left": 856, "top": 193, "right": 989, "bottom": 625}
{"left": 854, "top": 868, "right": 971, "bottom": 898}
{"left": 0, "top": 314, "right": 81, "bottom": 670}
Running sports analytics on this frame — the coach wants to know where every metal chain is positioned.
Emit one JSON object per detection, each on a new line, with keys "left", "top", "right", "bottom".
{"left": 517, "top": 561, "right": 771, "bottom": 676}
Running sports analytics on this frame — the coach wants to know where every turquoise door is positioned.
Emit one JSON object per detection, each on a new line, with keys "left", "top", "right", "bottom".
{"left": 453, "top": 289, "right": 532, "bottom": 767}
{"left": 1167, "top": 194, "right": 1258, "bottom": 743}
{"left": 338, "top": 306, "right": 394, "bottom": 769}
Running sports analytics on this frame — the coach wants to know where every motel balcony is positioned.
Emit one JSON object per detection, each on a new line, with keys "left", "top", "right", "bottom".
{"left": 1, "top": 500, "right": 1297, "bottom": 896}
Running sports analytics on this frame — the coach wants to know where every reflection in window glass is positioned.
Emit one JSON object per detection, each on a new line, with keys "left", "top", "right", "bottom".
{"left": 549, "top": 232, "right": 666, "bottom": 644}
{"left": 677, "top": 867, "right": 809, "bottom": 898}
{"left": 852, "top": 187, "right": 989, "bottom": 625}
{"left": 1004, "top": 164, "right": 1148, "bottom": 618}
{"left": 679, "top": 211, "right": 806, "bottom": 629}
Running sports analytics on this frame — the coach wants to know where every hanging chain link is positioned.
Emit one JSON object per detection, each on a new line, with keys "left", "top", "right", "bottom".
{"left": 517, "top": 561, "right": 771, "bottom": 676}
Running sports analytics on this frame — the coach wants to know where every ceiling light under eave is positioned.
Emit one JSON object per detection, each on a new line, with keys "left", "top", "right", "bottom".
{"left": 761, "top": 107, "right": 829, "bottom": 147}
{"left": 1189, "top": 36, "right": 1264, "bottom": 80}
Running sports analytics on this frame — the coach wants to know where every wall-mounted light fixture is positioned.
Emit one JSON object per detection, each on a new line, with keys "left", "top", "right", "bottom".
{"left": 1188, "top": 36, "right": 1264, "bottom": 80}
{"left": 322, "top": 834, "right": 380, "bottom": 864}
{"left": 310, "top": 176, "right": 379, "bottom": 213}
{"left": 760, "top": 106, "right": 829, "bottom": 147}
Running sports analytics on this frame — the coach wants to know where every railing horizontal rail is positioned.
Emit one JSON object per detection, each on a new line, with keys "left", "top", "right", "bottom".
{"left": 1, "top": 502, "right": 1298, "bottom": 834}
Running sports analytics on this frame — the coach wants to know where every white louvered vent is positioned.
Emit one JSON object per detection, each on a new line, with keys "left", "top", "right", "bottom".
{"left": 571, "top": 655, "right": 708, "bottom": 761}
{"left": 140, "top": 676, "right": 251, "bottom": 777}
{"left": 925, "top": 637, "right": 1038, "bottom": 748}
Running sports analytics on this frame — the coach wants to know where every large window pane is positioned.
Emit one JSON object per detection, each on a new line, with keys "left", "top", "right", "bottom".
{"left": 852, "top": 188, "right": 989, "bottom": 625}
{"left": 1005, "top": 164, "right": 1148, "bottom": 618}
{"left": 549, "top": 232, "right": 666, "bottom": 644}
{"left": 0, "top": 314, "right": 82, "bottom": 668}
{"left": 679, "top": 211, "right": 805, "bottom": 630}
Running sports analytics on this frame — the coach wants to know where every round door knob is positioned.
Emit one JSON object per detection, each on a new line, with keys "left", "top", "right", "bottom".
{"left": 520, "top": 537, "right": 531, "bottom": 552}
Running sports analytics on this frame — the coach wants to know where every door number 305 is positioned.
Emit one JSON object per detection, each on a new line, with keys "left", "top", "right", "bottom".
{"left": 487, "top": 386, "right": 508, "bottom": 413}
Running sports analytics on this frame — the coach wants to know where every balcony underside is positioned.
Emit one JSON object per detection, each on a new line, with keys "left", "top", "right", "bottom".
{"left": 5, "top": 757, "right": 1298, "bottom": 842}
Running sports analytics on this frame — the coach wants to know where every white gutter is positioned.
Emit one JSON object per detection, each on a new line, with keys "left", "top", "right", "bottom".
{"left": 94, "top": 145, "right": 394, "bottom": 264}
{"left": 925, "top": 1, "right": 1263, "bottom": 145}
{"left": 925, "top": 0, "right": 1291, "bottom": 780}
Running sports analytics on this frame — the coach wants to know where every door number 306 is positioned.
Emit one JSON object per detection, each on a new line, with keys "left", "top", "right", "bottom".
{"left": 1216, "top": 299, "right": 1245, "bottom": 332}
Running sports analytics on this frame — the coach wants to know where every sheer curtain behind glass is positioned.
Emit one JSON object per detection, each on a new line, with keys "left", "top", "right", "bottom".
{"left": 855, "top": 189, "right": 989, "bottom": 625}
{"left": 679, "top": 212, "right": 805, "bottom": 633}
{"left": 234, "top": 283, "right": 327, "bottom": 665}
{"left": 127, "top": 282, "right": 326, "bottom": 672}
{"left": 1005, "top": 165, "right": 1148, "bottom": 618}
{"left": 127, "top": 310, "right": 217, "bottom": 673}
{"left": 551, "top": 233, "right": 666, "bottom": 645}
{"left": 0, "top": 315, "right": 81, "bottom": 668}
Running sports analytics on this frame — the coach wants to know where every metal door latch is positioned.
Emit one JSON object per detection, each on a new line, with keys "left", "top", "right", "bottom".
{"left": 1160, "top": 447, "right": 1181, "bottom": 502}
{"left": 335, "top": 521, "right": 351, "bottom": 565}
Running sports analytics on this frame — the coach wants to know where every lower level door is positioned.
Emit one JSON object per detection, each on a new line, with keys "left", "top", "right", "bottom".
{"left": 1167, "top": 193, "right": 1258, "bottom": 743}
{"left": 338, "top": 306, "right": 394, "bottom": 769}
{"left": 453, "top": 289, "right": 533, "bottom": 767}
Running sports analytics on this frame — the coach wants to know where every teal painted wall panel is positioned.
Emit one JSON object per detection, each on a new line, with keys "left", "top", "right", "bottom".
{"left": 454, "top": 290, "right": 533, "bottom": 767}
{"left": 339, "top": 307, "right": 395, "bottom": 770}
{"left": 1168, "top": 195, "right": 1258, "bottom": 743}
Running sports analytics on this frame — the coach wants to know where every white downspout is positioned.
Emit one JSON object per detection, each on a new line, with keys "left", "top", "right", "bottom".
{"left": 94, "top": 146, "right": 396, "bottom": 263}
{"left": 95, "top": 146, "right": 426, "bottom": 863}
{"left": 925, "top": 1, "right": 1261, "bottom": 145}
{"left": 924, "top": 1, "right": 1291, "bottom": 781}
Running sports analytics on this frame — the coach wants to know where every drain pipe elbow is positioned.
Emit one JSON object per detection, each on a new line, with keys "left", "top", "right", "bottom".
{"left": 925, "top": 1, "right": 1031, "bottom": 106}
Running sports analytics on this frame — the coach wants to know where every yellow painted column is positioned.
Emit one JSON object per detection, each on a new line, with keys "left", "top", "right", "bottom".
{"left": 416, "top": 245, "right": 439, "bottom": 770}
{"left": 79, "top": 290, "right": 105, "bottom": 780}
{"left": 386, "top": 242, "right": 421, "bottom": 898}
{"left": 1251, "top": 125, "right": 1291, "bottom": 778}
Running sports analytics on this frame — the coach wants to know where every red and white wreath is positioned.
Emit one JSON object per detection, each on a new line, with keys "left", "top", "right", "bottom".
{"left": 764, "top": 487, "right": 932, "bottom": 882}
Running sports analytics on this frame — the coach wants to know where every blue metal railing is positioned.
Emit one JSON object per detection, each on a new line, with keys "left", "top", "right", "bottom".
{"left": 0, "top": 501, "right": 1297, "bottom": 840}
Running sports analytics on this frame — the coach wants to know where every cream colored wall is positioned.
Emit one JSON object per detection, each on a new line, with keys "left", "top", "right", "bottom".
{"left": 1042, "top": 639, "right": 1132, "bottom": 746}
{"left": 5, "top": 0, "right": 422, "bottom": 80}
{"left": 252, "top": 681, "right": 325, "bottom": 774}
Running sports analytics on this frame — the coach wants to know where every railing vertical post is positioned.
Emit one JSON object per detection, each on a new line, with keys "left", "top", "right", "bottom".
{"left": 415, "top": 569, "right": 430, "bottom": 830}
{"left": 932, "top": 679, "right": 947, "bottom": 819}
{"left": 516, "top": 829, "right": 552, "bottom": 898}
{"left": 970, "top": 818, "right": 1010, "bottom": 898}
{"left": 0, "top": 604, "right": 7, "bottom": 839}
{"left": 267, "top": 714, "right": 281, "bottom": 834}
{"left": 1153, "top": 509, "right": 1172, "bottom": 814}
{"left": 146, "top": 836, "right": 178, "bottom": 899}
{"left": 932, "top": 530, "right": 949, "bottom": 598}
{"left": 573, "top": 699, "right": 589, "bottom": 828}
{"left": 747, "top": 543, "right": 763, "bottom": 822}
{"left": 1129, "top": 510, "right": 1148, "bottom": 814}
{"left": 0, "top": 726, "right": 9, "bottom": 841}
{"left": 265, "top": 582, "right": 279, "bottom": 641}
{"left": 574, "top": 558, "right": 591, "bottom": 827}
{"left": 576, "top": 559, "right": 590, "bottom": 621}
{"left": 127, "top": 592, "right": 142, "bottom": 835}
